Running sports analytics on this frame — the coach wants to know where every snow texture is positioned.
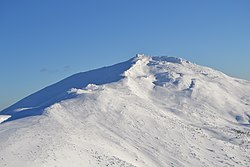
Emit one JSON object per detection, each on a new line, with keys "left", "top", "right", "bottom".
{"left": 0, "top": 54, "right": 250, "bottom": 167}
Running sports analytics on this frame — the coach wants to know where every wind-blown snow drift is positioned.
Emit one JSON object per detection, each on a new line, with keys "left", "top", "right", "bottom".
{"left": 0, "top": 55, "right": 250, "bottom": 167}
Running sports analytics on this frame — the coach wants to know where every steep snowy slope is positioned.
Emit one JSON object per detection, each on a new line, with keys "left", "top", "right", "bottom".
{"left": 0, "top": 55, "right": 250, "bottom": 167}
{"left": 0, "top": 59, "right": 134, "bottom": 122}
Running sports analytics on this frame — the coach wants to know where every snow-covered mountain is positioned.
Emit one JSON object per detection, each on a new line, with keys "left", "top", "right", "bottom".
{"left": 0, "top": 55, "right": 250, "bottom": 167}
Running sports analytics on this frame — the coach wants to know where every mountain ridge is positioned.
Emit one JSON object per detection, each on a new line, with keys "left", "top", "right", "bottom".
{"left": 0, "top": 57, "right": 135, "bottom": 122}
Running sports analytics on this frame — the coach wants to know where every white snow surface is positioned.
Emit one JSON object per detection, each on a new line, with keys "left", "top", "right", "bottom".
{"left": 0, "top": 115, "right": 11, "bottom": 124}
{"left": 0, "top": 55, "right": 250, "bottom": 167}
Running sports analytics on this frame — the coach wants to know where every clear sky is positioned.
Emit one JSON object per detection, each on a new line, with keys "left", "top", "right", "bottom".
{"left": 0, "top": 0, "right": 250, "bottom": 110}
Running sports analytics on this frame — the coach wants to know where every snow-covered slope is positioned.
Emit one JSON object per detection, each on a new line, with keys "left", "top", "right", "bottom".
{"left": 0, "top": 55, "right": 250, "bottom": 167}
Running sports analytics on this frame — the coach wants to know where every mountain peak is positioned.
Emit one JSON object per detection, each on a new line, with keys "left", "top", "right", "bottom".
{"left": 134, "top": 54, "right": 190, "bottom": 65}
{"left": 1, "top": 55, "right": 249, "bottom": 124}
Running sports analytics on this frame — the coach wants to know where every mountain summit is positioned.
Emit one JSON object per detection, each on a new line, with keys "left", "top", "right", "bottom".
{"left": 0, "top": 55, "right": 250, "bottom": 167}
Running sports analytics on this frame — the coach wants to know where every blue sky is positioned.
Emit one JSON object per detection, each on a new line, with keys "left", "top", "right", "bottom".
{"left": 0, "top": 0, "right": 250, "bottom": 110}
